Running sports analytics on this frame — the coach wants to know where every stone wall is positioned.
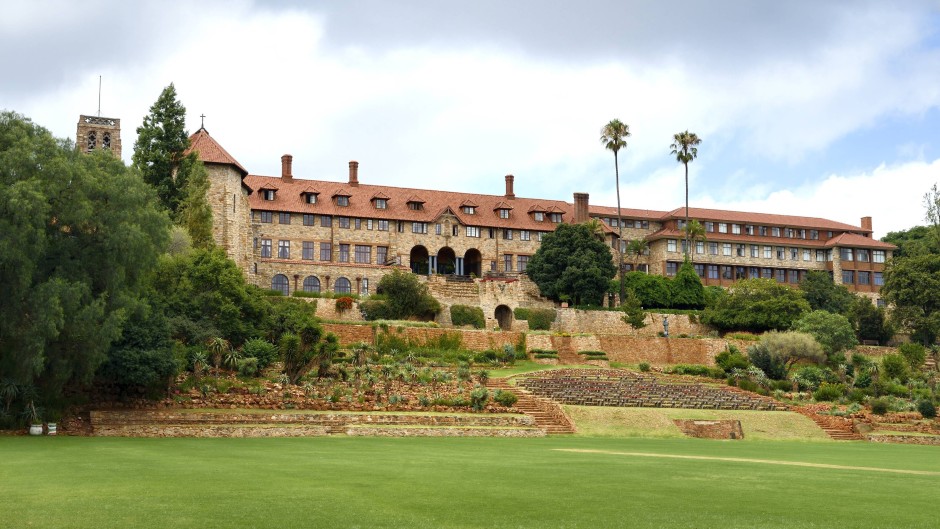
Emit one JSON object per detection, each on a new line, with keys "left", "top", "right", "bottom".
{"left": 321, "top": 322, "right": 522, "bottom": 351}
{"left": 866, "top": 434, "right": 940, "bottom": 446}
{"left": 673, "top": 419, "right": 744, "bottom": 439}
{"left": 206, "top": 164, "right": 253, "bottom": 276}
{"left": 552, "top": 309, "right": 707, "bottom": 337}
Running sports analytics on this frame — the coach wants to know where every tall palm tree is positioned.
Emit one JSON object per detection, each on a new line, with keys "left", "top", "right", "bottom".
{"left": 682, "top": 219, "right": 707, "bottom": 263}
{"left": 670, "top": 131, "right": 702, "bottom": 260}
{"left": 625, "top": 238, "right": 649, "bottom": 272}
{"left": 601, "top": 119, "right": 631, "bottom": 305}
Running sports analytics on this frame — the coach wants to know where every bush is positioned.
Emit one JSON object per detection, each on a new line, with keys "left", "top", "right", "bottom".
{"left": 917, "top": 399, "right": 937, "bottom": 419}
{"left": 335, "top": 297, "right": 354, "bottom": 312}
{"left": 898, "top": 343, "right": 927, "bottom": 369}
{"left": 790, "top": 366, "right": 833, "bottom": 391}
{"left": 870, "top": 398, "right": 889, "bottom": 415}
{"left": 493, "top": 389, "right": 518, "bottom": 407}
{"left": 376, "top": 269, "right": 440, "bottom": 320}
{"left": 291, "top": 291, "right": 321, "bottom": 299}
{"left": 715, "top": 346, "right": 750, "bottom": 372}
{"left": 578, "top": 351, "right": 608, "bottom": 359}
{"left": 450, "top": 305, "right": 485, "bottom": 329}
{"left": 237, "top": 357, "right": 259, "bottom": 377}
{"left": 792, "top": 310, "right": 858, "bottom": 358}
{"left": 813, "top": 382, "right": 845, "bottom": 402}
{"left": 241, "top": 338, "right": 278, "bottom": 370}
{"left": 746, "top": 344, "right": 787, "bottom": 380}
{"left": 668, "top": 364, "right": 722, "bottom": 378}
{"left": 638, "top": 362, "right": 651, "bottom": 372}
{"left": 737, "top": 379, "right": 759, "bottom": 393}
{"left": 880, "top": 353, "right": 909, "bottom": 382}
{"left": 514, "top": 308, "right": 556, "bottom": 331}
{"left": 470, "top": 386, "right": 490, "bottom": 411}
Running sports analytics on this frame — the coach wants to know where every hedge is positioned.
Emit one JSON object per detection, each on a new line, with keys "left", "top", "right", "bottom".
{"left": 450, "top": 305, "right": 485, "bottom": 329}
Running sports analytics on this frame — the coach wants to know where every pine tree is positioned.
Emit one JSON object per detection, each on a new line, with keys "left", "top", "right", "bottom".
{"left": 176, "top": 151, "right": 214, "bottom": 249}
{"left": 133, "top": 83, "right": 189, "bottom": 215}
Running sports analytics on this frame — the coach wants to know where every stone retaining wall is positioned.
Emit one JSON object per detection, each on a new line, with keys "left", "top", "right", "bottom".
{"left": 346, "top": 426, "right": 544, "bottom": 437}
{"left": 673, "top": 419, "right": 744, "bottom": 440}
{"left": 867, "top": 434, "right": 940, "bottom": 446}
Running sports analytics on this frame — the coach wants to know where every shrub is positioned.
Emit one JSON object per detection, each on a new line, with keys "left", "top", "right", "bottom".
{"left": 515, "top": 308, "right": 556, "bottom": 331}
{"left": 450, "top": 305, "right": 485, "bottom": 329}
{"left": 737, "top": 379, "right": 759, "bottom": 393}
{"left": 813, "top": 382, "right": 845, "bottom": 402}
{"left": 898, "top": 343, "right": 927, "bottom": 369}
{"left": 638, "top": 362, "right": 651, "bottom": 372}
{"left": 792, "top": 310, "right": 858, "bottom": 359}
{"left": 620, "top": 289, "right": 647, "bottom": 329}
{"left": 237, "top": 357, "right": 259, "bottom": 377}
{"left": 917, "top": 399, "right": 937, "bottom": 419}
{"left": 870, "top": 398, "right": 889, "bottom": 415}
{"left": 474, "top": 350, "right": 499, "bottom": 364}
{"left": 578, "top": 351, "right": 608, "bottom": 359}
{"left": 241, "top": 338, "right": 279, "bottom": 370}
{"left": 880, "top": 353, "right": 909, "bottom": 382}
{"left": 470, "top": 386, "right": 490, "bottom": 411}
{"left": 335, "top": 297, "right": 354, "bottom": 312}
{"left": 790, "top": 366, "right": 832, "bottom": 391}
{"left": 493, "top": 389, "right": 518, "bottom": 407}
{"left": 376, "top": 269, "right": 440, "bottom": 320}
{"left": 715, "top": 346, "right": 750, "bottom": 372}
{"left": 668, "top": 364, "right": 722, "bottom": 378}
{"left": 746, "top": 344, "right": 786, "bottom": 380}
{"left": 291, "top": 291, "right": 321, "bottom": 299}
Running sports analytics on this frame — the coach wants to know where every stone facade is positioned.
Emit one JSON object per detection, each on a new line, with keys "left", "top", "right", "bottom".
{"left": 76, "top": 115, "right": 122, "bottom": 158}
{"left": 673, "top": 419, "right": 744, "bottom": 439}
{"left": 205, "top": 163, "right": 253, "bottom": 273}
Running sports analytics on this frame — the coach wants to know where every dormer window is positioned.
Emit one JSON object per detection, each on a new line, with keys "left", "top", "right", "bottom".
{"left": 534, "top": 212, "right": 544, "bottom": 222}
{"left": 462, "top": 206, "right": 475, "bottom": 215}
{"left": 304, "top": 193, "right": 318, "bottom": 204}
{"left": 337, "top": 196, "right": 350, "bottom": 207}
{"left": 408, "top": 202, "right": 423, "bottom": 211}
{"left": 262, "top": 189, "right": 276, "bottom": 201}
{"left": 375, "top": 198, "right": 388, "bottom": 209}
{"left": 498, "top": 209, "right": 509, "bottom": 219}
{"left": 550, "top": 213, "right": 562, "bottom": 223}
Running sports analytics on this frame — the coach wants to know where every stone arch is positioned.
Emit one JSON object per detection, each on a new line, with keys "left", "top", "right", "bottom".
{"left": 410, "top": 245, "right": 429, "bottom": 274}
{"left": 87, "top": 130, "right": 97, "bottom": 150}
{"left": 463, "top": 248, "right": 482, "bottom": 277}
{"left": 271, "top": 274, "right": 289, "bottom": 296}
{"left": 494, "top": 304, "right": 513, "bottom": 331}
{"left": 334, "top": 276, "right": 352, "bottom": 294}
{"left": 437, "top": 247, "right": 456, "bottom": 275}
{"left": 302, "top": 275, "right": 321, "bottom": 293}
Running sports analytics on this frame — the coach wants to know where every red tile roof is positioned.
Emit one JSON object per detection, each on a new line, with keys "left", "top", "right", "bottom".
{"left": 660, "top": 207, "right": 864, "bottom": 233}
{"left": 824, "top": 232, "right": 897, "bottom": 250}
{"left": 186, "top": 128, "right": 248, "bottom": 176}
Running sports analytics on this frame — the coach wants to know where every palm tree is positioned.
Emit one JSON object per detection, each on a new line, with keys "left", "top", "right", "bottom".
{"left": 584, "top": 218, "right": 606, "bottom": 242}
{"left": 682, "top": 219, "right": 707, "bottom": 263}
{"left": 601, "top": 119, "right": 631, "bottom": 305}
{"left": 670, "top": 131, "right": 702, "bottom": 260}
{"left": 625, "top": 238, "right": 649, "bottom": 272}
{"left": 206, "top": 337, "right": 230, "bottom": 376}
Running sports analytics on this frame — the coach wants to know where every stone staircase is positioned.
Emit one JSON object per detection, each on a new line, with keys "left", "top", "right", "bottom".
{"left": 793, "top": 407, "right": 864, "bottom": 441}
{"left": 924, "top": 354, "right": 937, "bottom": 372}
{"left": 426, "top": 275, "right": 480, "bottom": 302}
{"left": 486, "top": 378, "right": 576, "bottom": 435}
{"left": 551, "top": 335, "right": 585, "bottom": 365}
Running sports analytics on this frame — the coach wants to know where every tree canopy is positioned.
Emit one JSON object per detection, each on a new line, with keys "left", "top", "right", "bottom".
{"left": 792, "top": 310, "right": 858, "bottom": 361}
{"left": 881, "top": 253, "right": 940, "bottom": 344}
{"left": 701, "top": 278, "right": 810, "bottom": 333}
{"left": 799, "top": 270, "right": 855, "bottom": 315}
{"left": 526, "top": 223, "right": 617, "bottom": 306}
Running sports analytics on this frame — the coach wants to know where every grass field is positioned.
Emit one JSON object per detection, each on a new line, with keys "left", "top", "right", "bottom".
{"left": 2, "top": 436, "right": 939, "bottom": 528}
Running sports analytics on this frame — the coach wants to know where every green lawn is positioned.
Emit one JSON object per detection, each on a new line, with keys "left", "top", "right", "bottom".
{"left": 2, "top": 436, "right": 939, "bottom": 528}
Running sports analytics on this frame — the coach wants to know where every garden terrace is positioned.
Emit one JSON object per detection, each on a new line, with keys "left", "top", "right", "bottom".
{"left": 515, "top": 369, "right": 787, "bottom": 411}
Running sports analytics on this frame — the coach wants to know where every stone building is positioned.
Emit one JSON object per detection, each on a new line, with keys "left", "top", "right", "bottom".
{"left": 76, "top": 115, "right": 122, "bottom": 158}
{"left": 184, "top": 128, "right": 895, "bottom": 307}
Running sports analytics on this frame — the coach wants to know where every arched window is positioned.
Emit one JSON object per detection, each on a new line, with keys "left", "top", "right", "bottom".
{"left": 302, "top": 275, "right": 320, "bottom": 293}
{"left": 103, "top": 132, "right": 111, "bottom": 149}
{"left": 87, "top": 131, "right": 97, "bottom": 150}
{"left": 271, "top": 274, "right": 289, "bottom": 296}
{"left": 334, "top": 277, "right": 351, "bottom": 294}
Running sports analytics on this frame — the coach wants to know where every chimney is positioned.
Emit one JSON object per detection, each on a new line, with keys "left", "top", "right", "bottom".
{"left": 280, "top": 154, "right": 293, "bottom": 182}
{"left": 505, "top": 174, "right": 515, "bottom": 200}
{"left": 861, "top": 216, "right": 872, "bottom": 233}
{"left": 573, "top": 192, "right": 589, "bottom": 224}
{"left": 348, "top": 160, "right": 359, "bottom": 187}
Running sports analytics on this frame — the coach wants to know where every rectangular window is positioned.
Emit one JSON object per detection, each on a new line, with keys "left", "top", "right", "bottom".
{"left": 503, "top": 229, "right": 513, "bottom": 240}
{"left": 789, "top": 270, "right": 799, "bottom": 283}
{"left": 707, "top": 265, "right": 719, "bottom": 279}
{"left": 260, "top": 211, "right": 273, "bottom": 223}
{"left": 338, "top": 216, "right": 350, "bottom": 229}
{"left": 776, "top": 269, "right": 786, "bottom": 283}
{"left": 302, "top": 241, "right": 314, "bottom": 260}
{"left": 840, "top": 248, "right": 853, "bottom": 261}
{"left": 667, "top": 239, "right": 677, "bottom": 252}
{"left": 696, "top": 241, "right": 705, "bottom": 254}
{"left": 360, "top": 278, "right": 369, "bottom": 296}
{"left": 624, "top": 219, "right": 636, "bottom": 228}
{"left": 520, "top": 230, "right": 531, "bottom": 241}
{"left": 375, "top": 198, "right": 387, "bottom": 209}
{"left": 857, "top": 249, "right": 870, "bottom": 262}
{"left": 694, "top": 263, "right": 705, "bottom": 277}
{"left": 278, "top": 240, "right": 290, "bottom": 259}
{"left": 355, "top": 218, "right": 362, "bottom": 230}
{"left": 377, "top": 246, "right": 388, "bottom": 265}
{"left": 874, "top": 272, "right": 884, "bottom": 286}
{"left": 499, "top": 209, "right": 510, "bottom": 219}
{"left": 802, "top": 249, "right": 811, "bottom": 261}
{"left": 749, "top": 267, "right": 760, "bottom": 279}
{"left": 534, "top": 212, "right": 544, "bottom": 222}
{"left": 776, "top": 247, "right": 786, "bottom": 260}
{"left": 764, "top": 246, "right": 772, "bottom": 259}
{"left": 550, "top": 213, "right": 563, "bottom": 223}
{"left": 537, "top": 232, "right": 544, "bottom": 242}
{"left": 718, "top": 223, "right": 728, "bottom": 233}
{"left": 503, "top": 254, "right": 512, "bottom": 272}
{"left": 732, "top": 224, "right": 742, "bottom": 235}
{"left": 279, "top": 212, "right": 291, "bottom": 225}
{"left": 721, "top": 266, "right": 733, "bottom": 280}
{"left": 339, "top": 244, "right": 350, "bottom": 263}
{"left": 320, "top": 242, "right": 331, "bottom": 261}
{"left": 810, "top": 230, "right": 819, "bottom": 240}
{"left": 745, "top": 225, "right": 755, "bottom": 235}
{"left": 735, "top": 266, "right": 747, "bottom": 280}
{"left": 517, "top": 255, "right": 529, "bottom": 272}
{"left": 858, "top": 271, "right": 871, "bottom": 285}
{"left": 759, "top": 226, "right": 768, "bottom": 236}
{"left": 262, "top": 189, "right": 275, "bottom": 201}
{"left": 799, "top": 229, "right": 806, "bottom": 239}
{"left": 398, "top": 221, "right": 404, "bottom": 233}
{"left": 435, "top": 223, "right": 442, "bottom": 235}
{"left": 790, "top": 247, "right": 798, "bottom": 260}
{"left": 736, "top": 244, "right": 745, "bottom": 257}
{"left": 785, "top": 228, "right": 795, "bottom": 238}
{"left": 709, "top": 242, "right": 718, "bottom": 255}
{"left": 816, "top": 250, "right": 827, "bottom": 262}
{"left": 378, "top": 220, "right": 389, "bottom": 231}
{"left": 303, "top": 214, "right": 315, "bottom": 226}
{"left": 412, "top": 222, "right": 428, "bottom": 234}
{"left": 452, "top": 224, "right": 459, "bottom": 236}
{"left": 366, "top": 219, "right": 373, "bottom": 230}
{"left": 677, "top": 219, "right": 687, "bottom": 230}
{"left": 355, "top": 245, "right": 371, "bottom": 264}
{"left": 750, "top": 245, "right": 759, "bottom": 258}
{"left": 842, "top": 270, "right": 855, "bottom": 285}
{"left": 337, "top": 196, "right": 349, "bottom": 207}
{"left": 305, "top": 193, "right": 317, "bottom": 204}
{"left": 704, "top": 222, "right": 715, "bottom": 232}
{"left": 873, "top": 250, "right": 886, "bottom": 263}
{"left": 722, "top": 243, "right": 732, "bottom": 256}
{"left": 260, "top": 239, "right": 272, "bottom": 258}
{"left": 408, "top": 202, "right": 423, "bottom": 211}
{"left": 321, "top": 215, "right": 332, "bottom": 228}
{"left": 466, "top": 226, "right": 481, "bottom": 237}
{"left": 462, "top": 206, "right": 475, "bottom": 215}
{"left": 666, "top": 262, "right": 678, "bottom": 277}
{"left": 772, "top": 227, "right": 781, "bottom": 237}
{"left": 762, "top": 268, "right": 772, "bottom": 279}
{"left": 638, "top": 220, "right": 649, "bottom": 229}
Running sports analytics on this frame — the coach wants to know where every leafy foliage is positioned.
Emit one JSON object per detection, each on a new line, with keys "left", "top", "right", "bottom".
{"left": 132, "top": 83, "right": 190, "bottom": 215}
{"left": 799, "top": 271, "right": 855, "bottom": 315}
{"left": 880, "top": 353, "right": 909, "bottom": 383}
{"left": 619, "top": 289, "right": 647, "bottom": 329}
{"left": 747, "top": 331, "right": 824, "bottom": 380}
{"left": 367, "top": 270, "right": 440, "bottom": 320}
{"left": 97, "top": 304, "right": 176, "bottom": 394}
{"left": 701, "top": 279, "right": 810, "bottom": 333}
{"left": 881, "top": 254, "right": 940, "bottom": 344}
{"left": 526, "top": 223, "right": 617, "bottom": 306}
{"left": 792, "top": 310, "right": 858, "bottom": 360}
{"left": 851, "top": 297, "right": 895, "bottom": 345}
{"left": 513, "top": 308, "right": 556, "bottom": 331}
{"left": 670, "top": 260, "right": 705, "bottom": 309}
{"left": 621, "top": 272, "right": 672, "bottom": 309}
{"left": 450, "top": 305, "right": 485, "bottom": 329}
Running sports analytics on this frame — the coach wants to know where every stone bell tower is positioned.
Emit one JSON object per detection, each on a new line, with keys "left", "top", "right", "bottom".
{"left": 76, "top": 115, "right": 122, "bottom": 158}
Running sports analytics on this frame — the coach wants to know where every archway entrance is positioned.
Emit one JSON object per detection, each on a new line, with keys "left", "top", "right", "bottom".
{"left": 463, "top": 248, "right": 482, "bottom": 277}
{"left": 437, "top": 247, "right": 456, "bottom": 275}
{"left": 495, "top": 305, "right": 513, "bottom": 331}
{"left": 410, "top": 245, "right": 429, "bottom": 274}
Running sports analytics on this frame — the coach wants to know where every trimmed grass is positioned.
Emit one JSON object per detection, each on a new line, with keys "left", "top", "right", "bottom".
{"left": 2, "top": 436, "right": 939, "bottom": 528}
{"left": 488, "top": 362, "right": 599, "bottom": 378}
{"left": 565, "top": 406, "right": 829, "bottom": 441}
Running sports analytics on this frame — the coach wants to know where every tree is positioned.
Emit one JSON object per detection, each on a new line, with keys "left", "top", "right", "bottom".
{"left": 0, "top": 112, "right": 171, "bottom": 407}
{"left": 701, "top": 278, "right": 810, "bottom": 333}
{"left": 670, "top": 260, "right": 705, "bottom": 310}
{"left": 748, "top": 331, "right": 825, "bottom": 378}
{"left": 175, "top": 152, "right": 213, "bottom": 249}
{"left": 670, "top": 130, "right": 702, "bottom": 260}
{"left": 924, "top": 183, "right": 940, "bottom": 251}
{"left": 799, "top": 270, "right": 855, "bottom": 314}
{"left": 792, "top": 310, "right": 858, "bottom": 362}
{"left": 882, "top": 225, "right": 936, "bottom": 258}
{"left": 365, "top": 269, "right": 440, "bottom": 320}
{"left": 622, "top": 271, "right": 672, "bottom": 309}
{"left": 133, "top": 84, "right": 189, "bottom": 215}
{"left": 881, "top": 253, "right": 940, "bottom": 344}
{"left": 96, "top": 303, "right": 177, "bottom": 396}
{"left": 625, "top": 239, "right": 649, "bottom": 271}
{"left": 682, "top": 219, "right": 707, "bottom": 262}
{"left": 600, "top": 119, "right": 631, "bottom": 305}
{"left": 527, "top": 223, "right": 617, "bottom": 306}
{"left": 851, "top": 296, "right": 894, "bottom": 345}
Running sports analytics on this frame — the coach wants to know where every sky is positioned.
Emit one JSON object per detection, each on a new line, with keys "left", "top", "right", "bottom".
{"left": 3, "top": 0, "right": 940, "bottom": 239}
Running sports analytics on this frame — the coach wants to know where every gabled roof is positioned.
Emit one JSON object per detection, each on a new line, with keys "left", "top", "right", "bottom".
{"left": 407, "top": 194, "right": 426, "bottom": 203}
{"left": 300, "top": 184, "right": 320, "bottom": 194}
{"left": 371, "top": 192, "right": 391, "bottom": 200}
{"left": 825, "top": 232, "right": 897, "bottom": 250}
{"left": 493, "top": 201, "right": 514, "bottom": 210}
{"left": 661, "top": 207, "right": 865, "bottom": 233}
{"left": 332, "top": 187, "right": 352, "bottom": 197}
{"left": 460, "top": 199, "right": 479, "bottom": 208}
{"left": 527, "top": 204, "right": 547, "bottom": 213}
{"left": 186, "top": 128, "right": 248, "bottom": 176}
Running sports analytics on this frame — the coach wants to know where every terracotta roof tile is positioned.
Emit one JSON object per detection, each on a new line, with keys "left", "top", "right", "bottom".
{"left": 661, "top": 206, "right": 866, "bottom": 233}
{"left": 825, "top": 232, "right": 897, "bottom": 250}
{"left": 186, "top": 128, "right": 248, "bottom": 175}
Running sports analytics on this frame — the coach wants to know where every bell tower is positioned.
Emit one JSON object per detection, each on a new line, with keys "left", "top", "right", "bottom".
{"left": 76, "top": 115, "right": 122, "bottom": 158}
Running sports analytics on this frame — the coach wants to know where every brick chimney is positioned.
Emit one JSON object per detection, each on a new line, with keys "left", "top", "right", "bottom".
{"left": 861, "top": 216, "right": 872, "bottom": 233}
{"left": 505, "top": 174, "right": 515, "bottom": 200}
{"left": 281, "top": 154, "right": 293, "bottom": 182}
{"left": 573, "top": 192, "right": 589, "bottom": 224}
{"left": 349, "top": 161, "right": 359, "bottom": 187}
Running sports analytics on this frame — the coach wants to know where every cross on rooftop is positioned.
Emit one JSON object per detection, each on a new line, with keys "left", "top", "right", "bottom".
{"left": 200, "top": 114, "right": 206, "bottom": 129}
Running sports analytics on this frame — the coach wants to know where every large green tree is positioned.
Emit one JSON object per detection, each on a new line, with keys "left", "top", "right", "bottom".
{"left": 881, "top": 253, "right": 940, "bottom": 344}
{"left": 527, "top": 223, "right": 617, "bottom": 306}
{"left": 792, "top": 310, "right": 858, "bottom": 362}
{"left": 0, "top": 112, "right": 170, "bottom": 405}
{"left": 600, "top": 119, "right": 630, "bottom": 304}
{"left": 701, "top": 278, "right": 810, "bottom": 333}
{"left": 670, "top": 130, "right": 702, "bottom": 259}
{"left": 882, "top": 225, "right": 936, "bottom": 257}
{"left": 799, "top": 270, "right": 855, "bottom": 314}
{"left": 670, "top": 260, "right": 706, "bottom": 310}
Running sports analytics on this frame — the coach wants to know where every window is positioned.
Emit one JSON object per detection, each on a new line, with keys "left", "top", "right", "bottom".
{"left": 305, "top": 193, "right": 317, "bottom": 204}
{"left": 87, "top": 131, "right": 97, "bottom": 150}
{"left": 537, "top": 232, "right": 544, "bottom": 242}
{"left": 874, "top": 272, "right": 884, "bottom": 286}
{"left": 377, "top": 246, "right": 388, "bottom": 265}
{"left": 534, "top": 212, "right": 544, "bottom": 222}
{"left": 517, "top": 255, "right": 530, "bottom": 272}
{"left": 302, "top": 241, "right": 315, "bottom": 260}
{"left": 721, "top": 266, "right": 733, "bottom": 280}
{"left": 709, "top": 242, "right": 718, "bottom": 255}
{"left": 408, "top": 202, "right": 423, "bottom": 211}
{"left": 762, "top": 268, "right": 772, "bottom": 279}
{"left": 696, "top": 241, "right": 705, "bottom": 254}
{"left": 764, "top": 246, "right": 772, "bottom": 259}
{"left": 840, "top": 248, "right": 853, "bottom": 261}
{"left": 785, "top": 228, "right": 795, "bottom": 238}
{"left": 677, "top": 219, "right": 687, "bottom": 230}
{"left": 750, "top": 245, "right": 759, "bottom": 258}
{"left": 302, "top": 276, "right": 320, "bottom": 293}
{"left": 749, "top": 267, "right": 760, "bottom": 279}
{"left": 412, "top": 222, "right": 428, "bottom": 234}
{"left": 790, "top": 247, "right": 798, "bottom": 260}
{"left": 355, "top": 218, "right": 362, "bottom": 230}
{"left": 873, "top": 250, "right": 886, "bottom": 263}
{"left": 789, "top": 270, "right": 799, "bottom": 283}
{"left": 271, "top": 274, "right": 289, "bottom": 295}
{"left": 745, "top": 225, "right": 755, "bottom": 235}
{"left": 704, "top": 222, "right": 715, "bottom": 232}
{"left": 810, "top": 230, "right": 819, "bottom": 240}
{"left": 732, "top": 224, "right": 742, "bottom": 235}
{"left": 776, "top": 269, "right": 786, "bottom": 283}
{"left": 638, "top": 220, "right": 649, "bottom": 229}
{"left": 378, "top": 220, "right": 389, "bottom": 231}
{"left": 772, "top": 227, "right": 781, "bottom": 237}
{"left": 550, "top": 213, "right": 563, "bottom": 223}
{"left": 722, "top": 243, "right": 732, "bottom": 256}
{"left": 503, "top": 254, "right": 513, "bottom": 272}
{"left": 816, "top": 250, "right": 827, "bottom": 262}
{"left": 799, "top": 229, "right": 806, "bottom": 239}
{"left": 776, "top": 247, "right": 786, "bottom": 260}
{"left": 360, "top": 278, "right": 369, "bottom": 296}
{"left": 355, "top": 245, "right": 371, "bottom": 264}
{"left": 337, "top": 196, "right": 349, "bottom": 207}
{"left": 736, "top": 244, "right": 745, "bottom": 257}
{"left": 262, "top": 189, "right": 275, "bottom": 201}
{"left": 759, "top": 226, "right": 768, "bottom": 236}
{"left": 718, "top": 223, "right": 728, "bottom": 233}
{"left": 435, "top": 223, "right": 442, "bottom": 235}
{"left": 260, "top": 211, "right": 273, "bottom": 223}
{"left": 520, "top": 230, "right": 531, "bottom": 241}
{"left": 303, "top": 214, "right": 315, "bottom": 226}
{"left": 279, "top": 212, "right": 291, "bottom": 225}
{"left": 375, "top": 198, "right": 387, "bottom": 209}
{"left": 667, "top": 239, "right": 678, "bottom": 252}
{"left": 366, "top": 219, "right": 373, "bottom": 230}
{"left": 398, "top": 221, "right": 404, "bottom": 233}
{"left": 334, "top": 277, "right": 351, "bottom": 294}
{"left": 462, "top": 206, "right": 475, "bottom": 215}
{"left": 623, "top": 219, "right": 635, "bottom": 228}
{"left": 857, "top": 249, "right": 870, "bottom": 262}
{"left": 666, "top": 262, "right": 678, "bottom": 276}
{"left": 321, "top": 215, "right": 332, "bottom": 228}
{"left": 338, "top": 216, "right": 350, "bottom": 229}
{"left": 260, "top": 239, "right": 272, "bottom": 258}
{"left": 320, "top": 242, "right": 332, "bottom": 261}
{"left": 707, "top": 265, "right": 719, "bottom": 279}
{"left": 339, "top": 244, "right": 350, "bottom": 263}
{"left": 278, "top": 240, "right": 290, "bottom": 259}
{"left": 503, "top": 229, "right": 513, "bottom": 240}
{"left": 858, "top": 271, "right": 871, "bottom": 285}
{"left": 802, "top": 249, "right": 811, "bottom": 261}
{"left": 466, "top": 226, "right": 481, "bottom": 237}
{"left": 735, "top": 266, "right": 747, "bottom": 280}
{"left": 842, "top": 270, "right": 855, "bottom": 285}
{"left": 499, "top": 209, "right": 510, "bottom": 219}
{"left": 694, "top": 264, "right": 705, "bottom": 277}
